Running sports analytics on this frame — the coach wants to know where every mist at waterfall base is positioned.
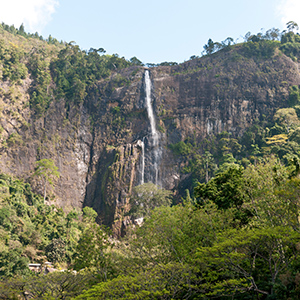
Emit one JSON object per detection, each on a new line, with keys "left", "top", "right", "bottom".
{"left": 139, "top": 70, "right": 162, "bottom": 187}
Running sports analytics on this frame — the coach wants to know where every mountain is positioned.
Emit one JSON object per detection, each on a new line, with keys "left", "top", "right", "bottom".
{"left": 1, "top": 24, "right": 300, "bottom": 234}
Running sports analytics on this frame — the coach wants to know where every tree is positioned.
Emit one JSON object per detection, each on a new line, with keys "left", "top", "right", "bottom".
{"left": 197, "top": 226, "right": 300, "bottom": 298}
{"left": 287, "top": 21, "right": 299, "bottom": 32}
{"left": 146, "top": 63, "right": 156, "bottom": 68}
{"left": 112, "top": 203, "right": 235, "bottom": 299}
{"left": 248, "top": 34, "right": 261, "bottom": 43}
{"left": 66, "top": 210, "right": 80, "bottom": 228}
{"left": 89, "top": 47, "right": 106, "bottom": 54}
{"left": 195, "top": 165, "right": 252, "bottom": 225}
{"left": 0, "top": 249, "right": 30, "bottom": 277}
{"left": 221, "top": 37, "right": 234, "bottom": 47}
{"left": 97, "top": 47, "right": 106, "bottom": 54}
{"left": 218, "top": 153, "right": 239, "bottom": 173}
{"left": 158, "top": 61, "right": 178, "bottom": 66}
{"left": 3, "top": 272, "right": 92, "bottom": 299}
{"left": 18, "top": 23, "right": 25, "bottom": 35}
{"left": 82, "top": 206, "right": 98, "bottom": 223}
{"left": 289, "top": 85, "right": 300, "bottom": 106}
{"left": 244, "top": 31, "right": 252, "bottom": 42}
{"left": 73, "top": 223, "right": 113, "bottom": 281}
{"left": 264, "top": 27, "right": 280, "bottom": 40}
{"left": 273, "top": 107, "right": 300, "bottom": 134}
{"left": 128, "top": 183, "right": 172, "bottom": 221}
{"left": 129, "top": 56, "right": 144, "bottom": 66}
{"left": 202, "top": 151, "right": 216, "bottom": 183}
{"left": 75, "top": 263, "right": 198, "bottom": 300}
{"left": 203, "top": 38, "right": 216, "bottom": 55}
{"left": 124, "top": 202, "right": 233, "bottom": 270}
{"left": 195, "top": 165, "right": 246, "bottom": 210}
{"left": 189, "top": 55, "right": 199, "bottom": 60}
{"left": 242, "top": 156, "right": 294, "bottom": 227}
{"left": 33, "top": 159, "right": 59, "bottom": 202}
{"left": 45, "top": 237, "right": 66, "bottom": 263}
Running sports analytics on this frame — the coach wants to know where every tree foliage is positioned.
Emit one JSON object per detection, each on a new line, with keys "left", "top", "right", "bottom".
{"left": 33, "top": 158, "right": 60, "bottom": 202}
{"left": 73, "top": 223, "right": 114, "bottom": 281}
{"left": 128, "top": 183, "right": 172, "bottom": 220}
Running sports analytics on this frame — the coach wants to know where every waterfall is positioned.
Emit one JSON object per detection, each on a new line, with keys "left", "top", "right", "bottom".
{"left": 145, "top": 70, "right": 159, "bottom": 145}
{"left": 139, "top": 70, "right": 161, "bottom": 186}
{"left": 140, "top": 137, "right": 145, "bottom": 185}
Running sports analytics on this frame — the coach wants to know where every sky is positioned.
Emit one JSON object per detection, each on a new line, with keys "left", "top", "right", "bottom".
{"left": 0, "top": 0, "right": 299, "bottom": 64}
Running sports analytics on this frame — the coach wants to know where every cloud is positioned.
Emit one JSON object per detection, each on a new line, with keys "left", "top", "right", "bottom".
{"left": 0, "top": 0, "right": 59, "bottom": 33}
{"left": 276, "top": 0, "right": 300, "bottom": 29}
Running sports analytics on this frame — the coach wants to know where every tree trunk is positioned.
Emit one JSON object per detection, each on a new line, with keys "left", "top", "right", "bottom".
{"left": 43, "top": 176, "right": 47, "bottom": 202}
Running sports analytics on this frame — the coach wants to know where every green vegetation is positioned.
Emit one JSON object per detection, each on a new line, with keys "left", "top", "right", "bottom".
{"left": 0, "top": 173, "right": 114, "bottom": 298}
{"left": 6, "top": 132, "right": 23, "bottom": 147}
{"left": 127, "top": 183, "right": 172, "bottom": 219}
{"left": 3, "top": 156, "right": 300, "bottom": 299}
{"left": 0, "top": 22, "right": 60, "bottom": 44}
{"left": 0, "top": 39, "right": 27, "bottom": 83}
{"left": 33, "top": 159, "right": 60, "bottom": 202}
{"left": 0, "top": 22, "right": 141, "bottom": 120}
{"left": 200, "top": 22, "right": 300, "bottom": 63}
{"left": 0, "top": 174, "right": 73, "bottom": 273}
{"left": 71, "top": 156, "right": 300, "bottom": 299}
{"left": 27, "top": 50, "right": 52, "bottom": 116}
{"left": 3, "top": 20, "right": 300, "bottom": 299}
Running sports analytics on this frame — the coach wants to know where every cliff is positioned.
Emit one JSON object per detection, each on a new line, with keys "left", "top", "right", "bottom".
{"left": 1, "top": 29, "right": 300, "bottom": 231}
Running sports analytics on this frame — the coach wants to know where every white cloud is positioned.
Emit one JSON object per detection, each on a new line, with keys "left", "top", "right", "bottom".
{"left": 0, "top": 0, "right": 59, "bottom": 33}
{"left": 276, "top": 0, "right": 300, "bottom": 29}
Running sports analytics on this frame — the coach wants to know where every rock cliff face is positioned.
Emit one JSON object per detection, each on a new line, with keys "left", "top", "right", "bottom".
{"left": 1, "top": 46, "right": 300, "bottom": 230}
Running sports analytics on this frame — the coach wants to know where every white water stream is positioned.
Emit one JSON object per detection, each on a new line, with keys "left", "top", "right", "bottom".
{"left": 140, "top": 137, "right": 145, "bottom": 185}
{"left": 140, "top": 70, "right": 161, "bottom": 186}
{"left": 145, "top": 70, "right": 159, "bottom": 145}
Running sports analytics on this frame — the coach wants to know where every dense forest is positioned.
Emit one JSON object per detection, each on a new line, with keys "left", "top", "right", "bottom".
{"left": 2, "top": 156, "right": 300, "bottom": 299}
{"left": 1, "top": 21, "right": 300, "bottom": 299}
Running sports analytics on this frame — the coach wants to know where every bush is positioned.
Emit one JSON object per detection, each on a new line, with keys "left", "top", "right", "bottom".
{"left": 168, "top": 141, "right": 192, "bottom": 156}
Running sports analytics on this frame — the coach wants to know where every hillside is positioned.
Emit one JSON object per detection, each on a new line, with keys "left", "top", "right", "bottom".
{"left": 1, "top": 25, "right": 300, "bottom": 232}
{"left": 2, "top": 23, "right": 300, "bottom": 298}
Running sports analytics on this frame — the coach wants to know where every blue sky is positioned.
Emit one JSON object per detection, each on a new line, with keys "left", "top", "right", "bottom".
{"left": 1, "top": 0, "right": 299, "bottom": 64}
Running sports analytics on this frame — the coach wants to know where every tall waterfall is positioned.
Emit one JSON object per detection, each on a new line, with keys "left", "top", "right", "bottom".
{"left": 145, "top": 70, "right": 159, "bottom": 146}
{"left": 140, "top": 70, "right": 161, "bottom": 186}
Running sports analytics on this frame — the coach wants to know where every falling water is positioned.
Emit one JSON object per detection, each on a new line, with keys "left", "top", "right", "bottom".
{"left": 140, "top": 137, "right": 145, "bottom": 185}
{"left": 145, "top": 70, "right": 159, "bottom": 145}
{"left": 139, "top": 70, "right": 161, "bottom": 186}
